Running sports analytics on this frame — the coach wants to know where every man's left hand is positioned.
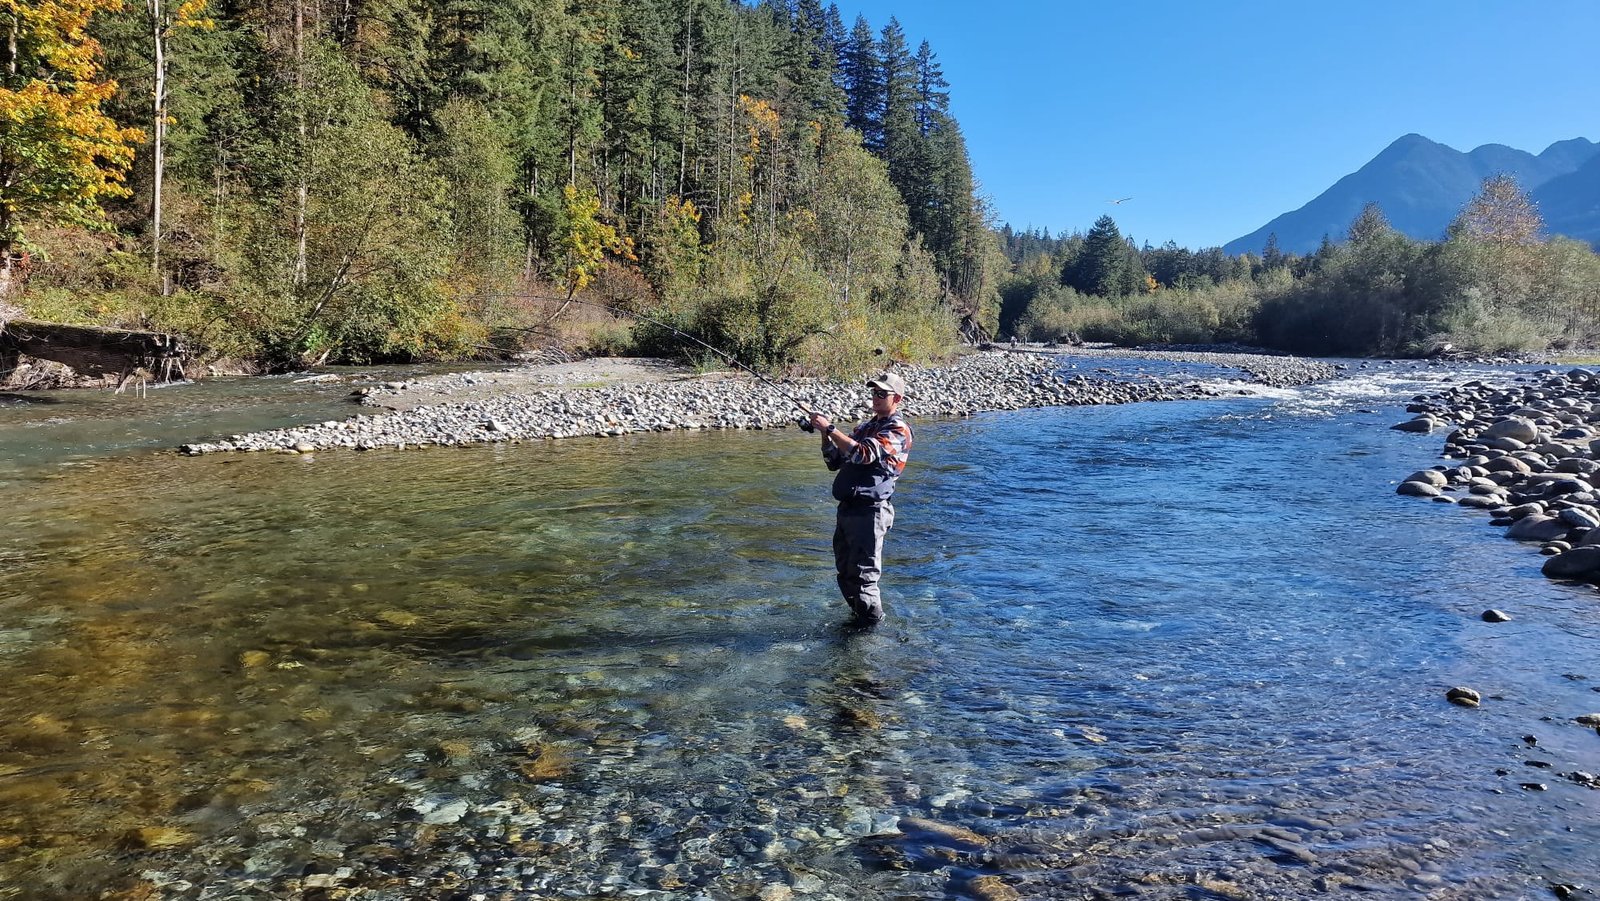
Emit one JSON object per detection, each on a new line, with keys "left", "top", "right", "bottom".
{"left": 808, "top": 412, "right": 833, "bottom": 433}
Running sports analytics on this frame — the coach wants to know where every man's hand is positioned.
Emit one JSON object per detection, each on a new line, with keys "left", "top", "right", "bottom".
{"left": 808, "top": 412, "right": 833, "bottom": 433}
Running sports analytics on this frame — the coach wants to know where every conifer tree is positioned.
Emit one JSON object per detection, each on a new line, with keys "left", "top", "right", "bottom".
{"left": 912, "top": 40, "right": 947, "bottom": 135}
{"left": 840, "top": 14, "right": 879, "bottom": 149}
{"left": 1347, "top": 202, "right": 1392, "bottom": 245}
{"left": 1063, "top": 215, "right": 1139, "bottom": 297}
{"left": 1261, "top": 232, "right": 1286, "bottom": 270}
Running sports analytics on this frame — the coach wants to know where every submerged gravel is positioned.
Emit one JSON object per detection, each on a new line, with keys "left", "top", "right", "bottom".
{"left": 178, "top": 350, "right": 1336, "bottom": 456}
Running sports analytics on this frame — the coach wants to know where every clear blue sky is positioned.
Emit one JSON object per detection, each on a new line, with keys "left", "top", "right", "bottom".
{"left": 844, "top": 0, "right": 1600, "bottom": 250}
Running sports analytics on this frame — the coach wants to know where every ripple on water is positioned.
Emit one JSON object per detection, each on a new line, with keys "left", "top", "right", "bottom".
{"left": 0, "top": 373, "right": 1596, "bottom": 898}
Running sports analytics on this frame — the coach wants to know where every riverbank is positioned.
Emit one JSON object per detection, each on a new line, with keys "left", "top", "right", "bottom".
{"left": 1392, "top": 367, "right": 1600, "bottom": 582}
{"left": 1391, "top": 369, "right": 1600, "bottom": 810}
{"left": 176, "top": 349, "right": 1337, "bottom": 455}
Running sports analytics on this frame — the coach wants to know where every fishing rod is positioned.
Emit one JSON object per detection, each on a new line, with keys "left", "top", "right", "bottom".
{"left": 491, "top": 293, "right": 843, "bottom": 428}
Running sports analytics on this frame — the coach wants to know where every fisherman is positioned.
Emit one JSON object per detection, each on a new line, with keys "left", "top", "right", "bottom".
{"left": 807, "top": 372, "right": 913, "bottom": 625}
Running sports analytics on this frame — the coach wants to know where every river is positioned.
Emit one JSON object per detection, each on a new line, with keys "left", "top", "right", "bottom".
{"left": 1, "top": 361, "right": 1597, "bottom": 899}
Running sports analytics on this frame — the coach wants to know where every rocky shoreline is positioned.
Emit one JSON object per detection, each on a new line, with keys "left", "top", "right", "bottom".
{"left": 177, "top": 349, "right": 1337, "bottom": 456}
{"left": 1392, "top": 369, "right": 1600, "bottom": 800}
{"left": 1393, "top": 367, "right": 1600, "bottom": 581}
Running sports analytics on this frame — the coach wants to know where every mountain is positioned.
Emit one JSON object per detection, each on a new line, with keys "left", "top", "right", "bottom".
{"left": 1535, "top": 152, "right": 1600, "bottom": 247}
{"left": 1224, "top": 135, "right": 1600, "bottom": 255}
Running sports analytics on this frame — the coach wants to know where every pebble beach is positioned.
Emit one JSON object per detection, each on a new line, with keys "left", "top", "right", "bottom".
{"left": 177, "top": 349, "right": 1337, "bottom": 456}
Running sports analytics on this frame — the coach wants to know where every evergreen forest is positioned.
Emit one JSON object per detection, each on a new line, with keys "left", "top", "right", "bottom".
{"left": 6, "top": 0, "right": 1600, "bottom": 376}
{"left": 4, "top": 0, "right": 999, "bottom": 375}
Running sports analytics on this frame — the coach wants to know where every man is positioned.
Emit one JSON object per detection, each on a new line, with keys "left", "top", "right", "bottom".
{"left": 807, "top": 372, "right": 913, "bottom": 625}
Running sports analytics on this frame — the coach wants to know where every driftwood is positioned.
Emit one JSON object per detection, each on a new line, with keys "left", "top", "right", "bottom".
{"left": 0, "top": 320, "right": 189, "bottom": 392}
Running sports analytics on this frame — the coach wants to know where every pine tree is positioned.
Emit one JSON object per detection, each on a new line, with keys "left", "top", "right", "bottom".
{"left": 912, "top": 40, "right": 946, "bottom": 136}
{"left": 1261, "top": 232, "right": 1286, "bottom": 270}
{"left": 839, "top": 14, "right": 878, "bottom": 149}
{"left": 1347, "top": 202, "right": 1391, "bottom": 245}
{"left": 790, "top": 0, "right": 843, "bottom": 117}
{"left": 1063, "top": 215, "right": 1132, "bottom": 297}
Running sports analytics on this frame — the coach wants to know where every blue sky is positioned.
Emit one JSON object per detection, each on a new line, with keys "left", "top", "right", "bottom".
{"left": 844, "top": 0, "right": 1600, "bottom": 250}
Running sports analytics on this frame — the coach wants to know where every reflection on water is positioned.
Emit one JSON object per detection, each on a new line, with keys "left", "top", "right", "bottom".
{"left": 2, "top": 373, "right": 1599, "bottom": 899}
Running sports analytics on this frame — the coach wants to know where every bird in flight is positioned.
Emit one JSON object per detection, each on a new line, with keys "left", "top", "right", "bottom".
{"left": 1107, "top": 197, "right": 1132, "bottom": 205}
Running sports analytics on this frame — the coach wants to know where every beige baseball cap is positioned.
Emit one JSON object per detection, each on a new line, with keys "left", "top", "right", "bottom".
{"left": 866, "top": 371, "right": 907, "bottom": 397}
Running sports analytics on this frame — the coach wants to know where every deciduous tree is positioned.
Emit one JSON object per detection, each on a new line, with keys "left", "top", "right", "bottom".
{"left": 0, "top": 0, "right": 141, "bottom": 293}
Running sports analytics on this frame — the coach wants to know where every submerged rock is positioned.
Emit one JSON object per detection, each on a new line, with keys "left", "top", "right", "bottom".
{"left": 1446, "top": 687, "right": 1481, "bottom": 708}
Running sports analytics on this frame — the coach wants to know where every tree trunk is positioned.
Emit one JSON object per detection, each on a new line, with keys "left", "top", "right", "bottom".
{"left": 678, "top": 2, "right": 690, "bottom": 198}
{"left": 150, "top": 0, "right": 167, "bottom": 291}
{"left": 293, "top": 0, "right": 308, "bottom": 287}
{"left": 2, "top": 12, "right": 19, "bottom": 291}
{"left": 0, "top": 320, "right": 187, "bottom": 380}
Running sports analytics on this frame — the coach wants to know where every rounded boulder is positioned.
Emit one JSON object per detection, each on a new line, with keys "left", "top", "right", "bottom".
{"left": 1507, "top": 515, "right": 1571, "bottom": 542}
{"left": 1392, "top": 417, "right": 1438, "bottom": 433}
{"left": 1541, "top": 546, "right": 1600, "bottom": 580}
{"left": 1481, "top": 417, "right": 1539, "bottom": 443}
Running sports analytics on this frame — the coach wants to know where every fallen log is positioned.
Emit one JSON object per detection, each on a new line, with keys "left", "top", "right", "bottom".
{"left": 0, "top": 319, "right": 189, "bottom": 390}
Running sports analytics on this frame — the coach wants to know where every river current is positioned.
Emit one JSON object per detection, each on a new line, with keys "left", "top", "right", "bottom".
{"left": 1, "top": 361, "right": 1597, "bottom": 899}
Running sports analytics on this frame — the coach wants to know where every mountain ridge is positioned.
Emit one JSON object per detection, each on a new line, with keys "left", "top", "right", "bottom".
{"left": 1224, "top": 135, "right": 1600, "bottom": 255}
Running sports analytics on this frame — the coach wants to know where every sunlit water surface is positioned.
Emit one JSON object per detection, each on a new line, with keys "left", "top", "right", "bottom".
{"left": 2, "top": 363, "right": 1598, "bottom": 899}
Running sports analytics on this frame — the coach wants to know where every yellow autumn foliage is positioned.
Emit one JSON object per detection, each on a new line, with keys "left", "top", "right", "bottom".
{"left": 560, "top": 184, "right": 634, "bottom": 291}
{"left": 0, "top": 0, "right": 142, "bottom": 253}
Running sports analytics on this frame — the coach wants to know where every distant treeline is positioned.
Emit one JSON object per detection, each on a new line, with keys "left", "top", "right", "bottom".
{"left": 5, "top": 0, "right": 1002, "bottom": 375}
{"left": 999, "top": 176, "right": 1600, "bottom": 357}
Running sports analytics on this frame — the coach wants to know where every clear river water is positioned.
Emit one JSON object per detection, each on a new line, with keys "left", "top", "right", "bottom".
{"left": 1, "top": 361, "right": 1598, "bottom": 900}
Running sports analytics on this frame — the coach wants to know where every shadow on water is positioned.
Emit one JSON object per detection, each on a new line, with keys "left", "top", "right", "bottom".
{"left": 0, "top": 392, "right": 63, "bottom": 406}
{"left": 0, "top": 364, "right": 1597, "bottom": 898}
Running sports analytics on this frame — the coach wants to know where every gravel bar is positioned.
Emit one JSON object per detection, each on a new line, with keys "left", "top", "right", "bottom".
{"left": 177, "top": 350, "right": 1336, "bottom": 456}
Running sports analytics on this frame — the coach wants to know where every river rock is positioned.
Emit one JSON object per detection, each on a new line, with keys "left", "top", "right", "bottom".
{"left": 1547, "top": 479, "right": 1590, "bottom": 498}
{"left": 1575, "top": 713, "right": 1600, "bottom": 727}
{"left": 1392, "top": 417, "right": 1438, "bottom": 433}
{"left": 967, "top": 876, "right": 1023, "bottom": 901}
{"left": 1486, "top": 456, "right": 1533, "bottom": 475}
{"left": 1446, "top": 687, "right": 1481, "bottom": 707}
{"left": 1507, "top": 515, "right": 1570, "bottom": 542}
{"left": 1481, "top": 609, "right": 1512, "bottom": 623}
{"left": 1404, "top": 469, "right": 1449, "bottom": 487}
{"left": 1396, "top": 481, "right": 1442, "bottom": 497}
{"left": 1481, "top": 417, "right": 1540, "bottom": 443}
{"left": 1560, "top": 508, "right": 1600, "bottom": 529}
{"left": 1507, "top": 503, "right": 1545, "bottom": 520}
{"left": 416, "top": 798, "right": 471, "bottom": 825}
{"left": 1542, "top": 546, "right": 1600, "bottom": 580}
{"left": 898, "top": 817, "right": 989, "bottom": 848}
